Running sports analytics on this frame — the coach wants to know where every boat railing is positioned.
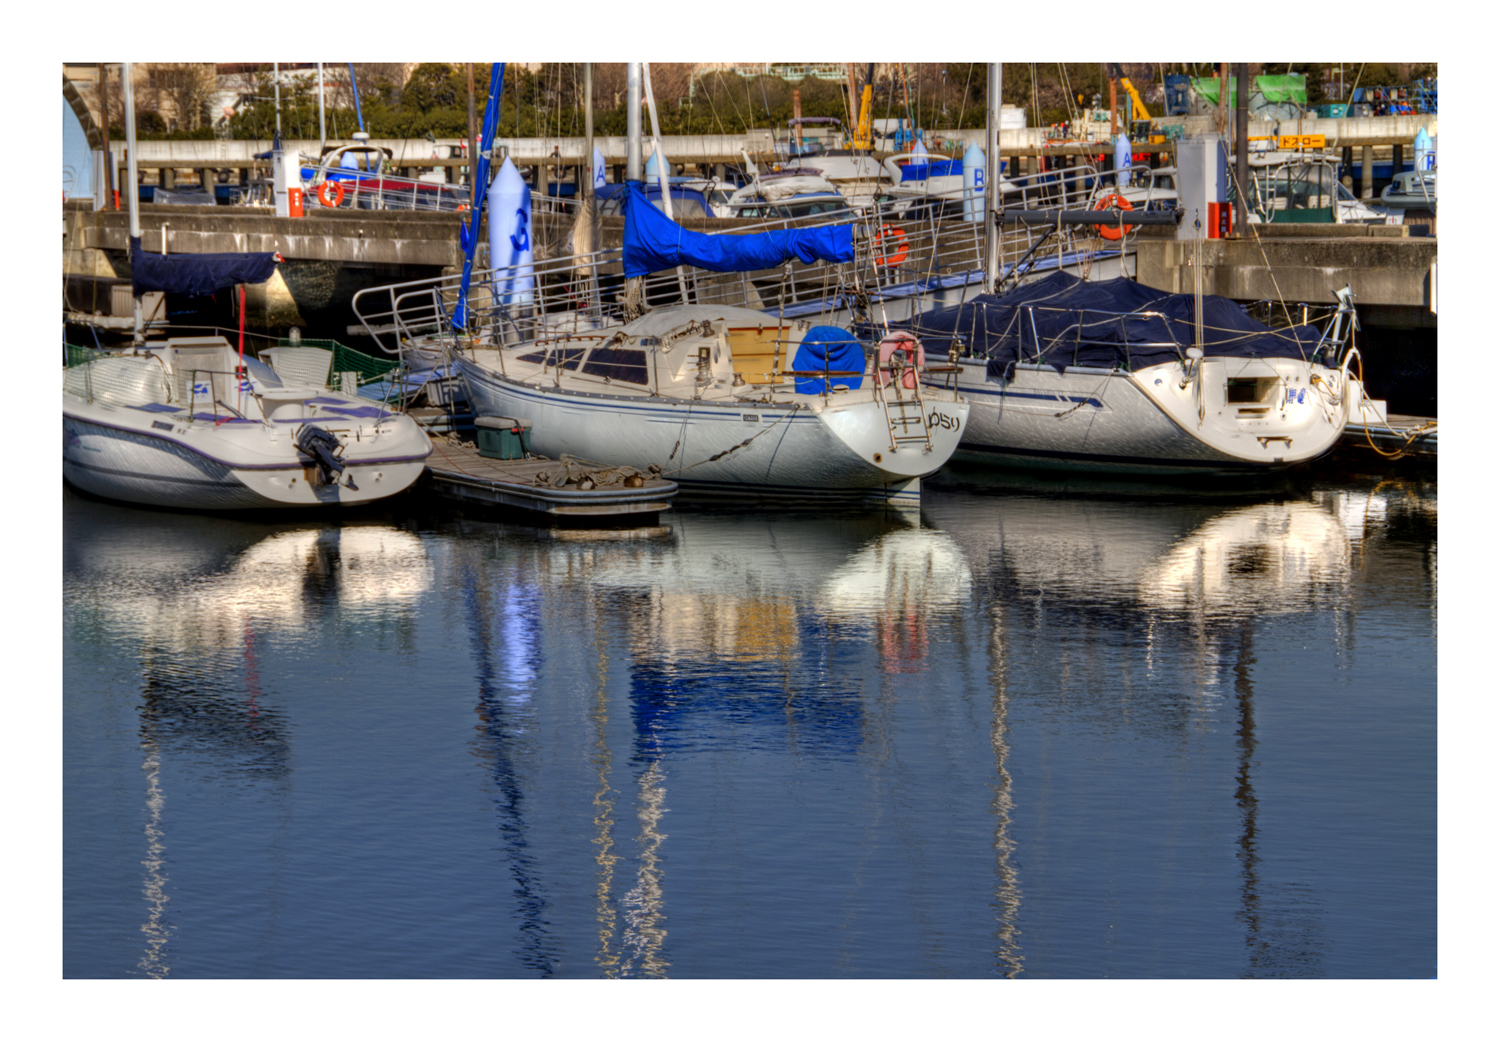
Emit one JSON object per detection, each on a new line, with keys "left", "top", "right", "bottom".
{"left": 1009, "top": 302, "right": 1325, "bottom": 369}
{"left": 306, "top": 171, "right": 472, "bottom": 213}
{"left": 350, "top": 190, "right": 1108, "bottom": 354}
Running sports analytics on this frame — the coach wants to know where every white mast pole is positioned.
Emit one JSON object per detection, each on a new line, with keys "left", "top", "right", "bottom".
{"left": 985, "top": 63, "right": 1002, "bottom": 293}
{"left": 626, "top": 64, "right": 642, "bottom": 182}
{"left": 123, "top": 61, "right": 143, "bottom": 344}
{"left": 317, "top": 61, "right": 326, "bottom": 152}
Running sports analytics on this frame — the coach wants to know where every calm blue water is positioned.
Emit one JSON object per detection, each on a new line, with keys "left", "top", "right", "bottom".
{"left": 62, "top": 466, "right": 1437, "bottom": 978}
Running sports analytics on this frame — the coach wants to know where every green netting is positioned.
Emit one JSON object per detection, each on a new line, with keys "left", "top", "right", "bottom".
{"left": 65, "top": 343, "right": 109, "bottom": 368}
{"left": 273, "top": 338, "right": 401, "bottom": 384}
{"left": 1192, "top": 74, "right": 1307, "bottom": 108}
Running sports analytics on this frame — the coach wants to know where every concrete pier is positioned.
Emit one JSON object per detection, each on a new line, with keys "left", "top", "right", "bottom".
{"left": 1132, "top": 223, "right": 1436, "bottom": 322}
{"left": 104, "top": 112, "right": 1438, "bottom": 189}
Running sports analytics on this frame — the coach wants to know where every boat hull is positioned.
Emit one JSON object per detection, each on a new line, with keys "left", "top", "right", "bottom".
{"left": 62, "top": 402, "right": 431, "bottom": 510}
{"left": 928, "top": 357, "right": 1348, "bottom": 475}
{"left": 458, "top": 355, "right": 968, "bottom": 507}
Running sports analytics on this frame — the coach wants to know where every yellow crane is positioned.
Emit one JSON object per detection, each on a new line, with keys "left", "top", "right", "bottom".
{"left": 1108, "top": 63, "right": 1159, "bottom": 142}
{"left": 1108, "top": 63, "right": 1150, "bottom": 122}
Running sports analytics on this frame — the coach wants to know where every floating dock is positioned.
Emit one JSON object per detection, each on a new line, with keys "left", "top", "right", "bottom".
{"left": 1339, "top": 413, "right": 1437, "bottom": 461}
{"left": 422, "top": 437, "right": 678, "bottom": 533}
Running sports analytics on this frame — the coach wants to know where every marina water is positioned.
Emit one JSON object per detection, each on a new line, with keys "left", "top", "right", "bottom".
{"left": 62, "top": 466, "right": 1436, "bottom": 978}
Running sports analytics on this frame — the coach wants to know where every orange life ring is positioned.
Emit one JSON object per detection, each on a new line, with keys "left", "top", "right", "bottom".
{"left": 876, "top": 332, "right": 926, "bottom": 389}
{"left": 317, "top": 181, "right": 346, "bottom": 208}
{"left": 1093, "top": 193, "right": 1136, "bottom": 240}
{"left": 874, "top": 224, "right": 909, "bottom": 267}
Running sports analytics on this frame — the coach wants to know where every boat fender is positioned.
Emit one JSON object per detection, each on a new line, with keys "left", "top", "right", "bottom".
{"left": 876, "top": 332, "right": 925, "bottom": 390}
{"left": 1093, "top": 193, "right": 1135, "bottom": 240}
{"left": 318, "top": 181, "right": 347, "bottom": 208}
{"left": 874, "top": 225, "right": 909, "bottom": 267}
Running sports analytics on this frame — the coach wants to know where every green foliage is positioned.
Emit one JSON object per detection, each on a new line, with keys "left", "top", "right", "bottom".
{"left": 127, "top": 62, "right": 1439, "bottom": 144}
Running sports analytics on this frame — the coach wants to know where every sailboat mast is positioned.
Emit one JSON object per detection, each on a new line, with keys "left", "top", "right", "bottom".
{"left": 624, "top": 63, "right": 643, "bottom": 309}
{"left": 122, "top": 61, "right": 142, "bottom": 343}
{"left": 582, "top": 63, "right": 593, "bottom": 201}
{"left": 985, "top": 63, "right": 1002, "bottom": 293}
{"left": 626, "top": 63, "right": 642, "bottom": 182}
{"left": 317, "top": 62, "right": 326, "bottom": 153}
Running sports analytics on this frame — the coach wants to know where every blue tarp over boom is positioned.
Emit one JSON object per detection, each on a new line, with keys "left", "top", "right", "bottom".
{"left": 130, "top": 236, "right": 279, "bottom": 298}
{"left": 890, "top": 271, "right": 1323, "bottom": 377}
{"left": 622, "top": 182, "right": 853, "bottom": 278}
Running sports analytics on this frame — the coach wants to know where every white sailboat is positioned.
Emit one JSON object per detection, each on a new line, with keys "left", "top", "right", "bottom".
{"left": 910, "top": 272, "right": 1380, "bottom": 474}
{"left": 458, "top": 302, "right": 968, "bottom": 507}
{"left": 448, "top": 63, "right": 968, "bottom": 508}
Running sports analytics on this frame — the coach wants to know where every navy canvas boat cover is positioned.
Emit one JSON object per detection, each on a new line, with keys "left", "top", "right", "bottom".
{"left": 131, "top": 236, "right": 279, "bottom": 298}
{"left": 891, "top": 271, "right": 1323, "bottom": 378}
{"left": 622, "top": 182, "right": 853, "bottom": 278}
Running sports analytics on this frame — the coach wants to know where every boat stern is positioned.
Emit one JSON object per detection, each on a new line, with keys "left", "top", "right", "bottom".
{"left": 1133, "top": 356, "right": 1349, "bottom": 467}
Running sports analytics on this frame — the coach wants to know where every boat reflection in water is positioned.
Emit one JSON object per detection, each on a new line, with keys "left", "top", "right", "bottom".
{"left": 65, "top": 492, "right": 433, "bottom": 977}
{"left": 65, "top": 465, "right": 1433, "bottom": 977}
{"left": 503, "top": 511, "right": 981, "bottom": 975}
{"left": 923, "top": 468, "right": 1435, "bottom": 977}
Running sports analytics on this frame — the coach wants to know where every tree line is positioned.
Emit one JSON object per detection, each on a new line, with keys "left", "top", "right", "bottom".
{"left": 90, "top": 62, "right": 1437, "bottom": 145}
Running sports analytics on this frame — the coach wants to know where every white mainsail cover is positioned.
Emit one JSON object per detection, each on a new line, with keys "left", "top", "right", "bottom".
{"left": 487, "top": 157, "right": 534, "bottom": 307}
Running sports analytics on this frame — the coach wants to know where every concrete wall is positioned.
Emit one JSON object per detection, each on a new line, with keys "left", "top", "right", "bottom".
{"left": 67, "top": 201, "right": 470, "bottom": 268}
{"left": 1134, "top": 225, "right": 1437, "bottom": 311}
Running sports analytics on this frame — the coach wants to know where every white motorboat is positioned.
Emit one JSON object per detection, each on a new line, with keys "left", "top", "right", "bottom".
{"left": 1380, "top": 169, "right": 1437, "bottom": 210}
{"left": 457, "top": 305, "right": 968, "bottom": 508}
{"left": 769, "top": 117, "right": 889, "bottom": 208}
{"left": 1111, "top": 163, "right": 1179, "bottom": 211}
{"left": 63, "top": 336, "right": 432, "bottom": 509}
{"left": 911, "top": 272, "right": 1381, "bottom": 475}
{"left": 1246, "top": 158, "right": 1400, "bottom": 226}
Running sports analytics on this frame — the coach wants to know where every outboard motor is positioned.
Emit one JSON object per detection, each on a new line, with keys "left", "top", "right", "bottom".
{"left": 296, "top": 426, "right": 357, "bottom": 490}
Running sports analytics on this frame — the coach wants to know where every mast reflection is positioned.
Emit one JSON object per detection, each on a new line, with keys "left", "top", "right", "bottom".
{"left": 461, "top": 563, "right": 557, "bottom": 977}
{"left": 988, "top": 605, "right": 1024, "bottom": 978}
{"left": 587, "top": 611, "right": 622, "bottom": 976}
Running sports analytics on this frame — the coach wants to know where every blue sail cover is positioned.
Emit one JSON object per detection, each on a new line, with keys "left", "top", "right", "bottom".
{"left": 622, "top": 182, "right": 853, "bottom": 278}
{"left": 792, "top": 325, "right": 865, "bottom": 394}
{"left": 130, "top": 236, "right": 278, "bottom": 298}
{"left": 891, "top": 271, "right": 1323, "bottom": 378}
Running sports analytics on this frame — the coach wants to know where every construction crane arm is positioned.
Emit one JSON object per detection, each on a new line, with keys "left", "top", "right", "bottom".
{"left": 1107, "top": 63, "right": 1152, "bottom": 122}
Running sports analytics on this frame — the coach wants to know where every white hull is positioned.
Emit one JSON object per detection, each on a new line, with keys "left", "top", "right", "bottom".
{"left": 928, "top": 355, "right": 1352, "bottom": 474}
{"left": 63, "top": 344, "right": 431, "bottom": 510}
{"left": 458, "top": 354, "right": 968, "bottom": 508}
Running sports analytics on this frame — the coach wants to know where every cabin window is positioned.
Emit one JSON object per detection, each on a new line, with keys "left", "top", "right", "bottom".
{"left": 518, "top": 347, "right": 587, "bottom": 370}
{"left": 580, "top": 346, "right": 650, "bottom": 385}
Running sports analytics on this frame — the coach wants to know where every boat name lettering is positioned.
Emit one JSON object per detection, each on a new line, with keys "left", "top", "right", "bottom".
{"left": 927, "top": 410, "right": 960, "bottom": 432}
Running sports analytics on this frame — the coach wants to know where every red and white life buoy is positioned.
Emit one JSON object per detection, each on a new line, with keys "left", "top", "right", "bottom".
{"left": 876, "top": 331, "right": 926, "bottom": 389}
{"left": 873, "top": 224, "right": 909, "bottom": 267}
{"left": 317, "top": 180, "right": 346, "bottom": 208}
{"left": 1093, "top": 193, "right": 1135, "bottom": 240}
